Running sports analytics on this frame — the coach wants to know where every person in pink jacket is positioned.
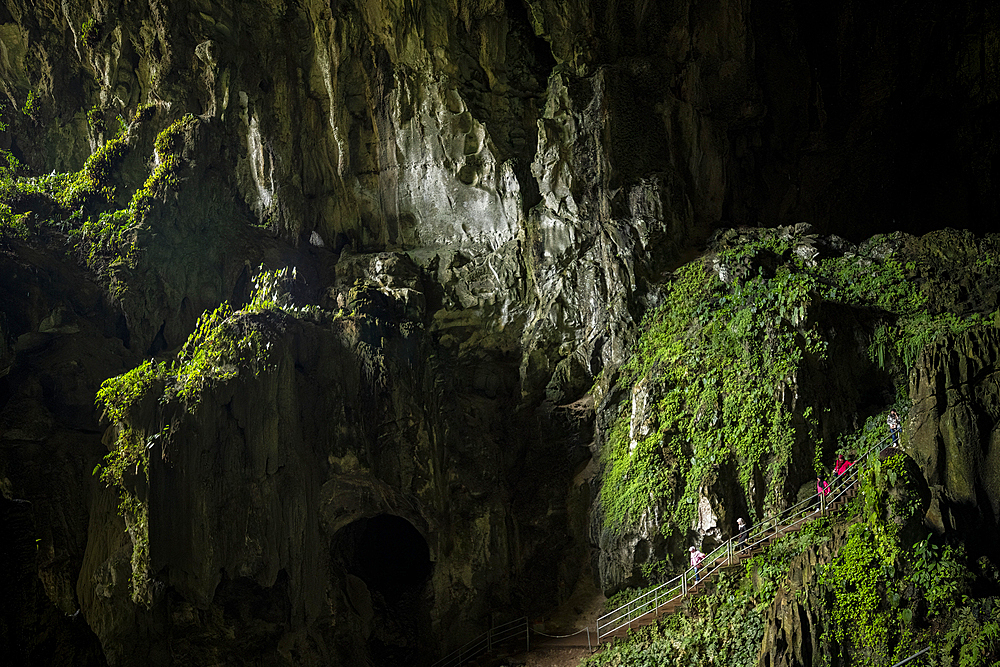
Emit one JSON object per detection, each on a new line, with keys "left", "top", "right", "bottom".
{"left": 834, "top": 455, "right": 853, "bottom": 476}
{"left": 689, "top": 546, "right": 706, "bottom": 582}
{"left": 816, "top": 477, "right": 831, "bottom": 496}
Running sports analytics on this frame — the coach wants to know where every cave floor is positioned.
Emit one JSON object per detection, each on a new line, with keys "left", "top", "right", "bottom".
{"left": 507, "top": 646, "right": 591, "bottom": 667}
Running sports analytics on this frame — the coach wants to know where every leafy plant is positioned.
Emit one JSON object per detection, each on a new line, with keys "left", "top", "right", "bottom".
{"left": 81, "top": 17, "right": 102, "bottom": 48}
{"left": 910, "top": 538, "right": 971, "bottom": 618}
{"left": 87, "top": 105, "right": 106, "bottom": 134}
{"left": 602, "top": 227, "right": 999, "bottom": 549}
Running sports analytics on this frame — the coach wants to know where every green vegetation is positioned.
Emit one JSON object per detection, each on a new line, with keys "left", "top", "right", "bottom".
{"left": 603, "top": 233, "right": 826, "bottom": 535}
{"left": 249, "top": 266, "right": 323, "bottom": 320}
{"left": 87, "top": 105, "right": 106, "bottom": 135}
{"left": 0, "top": 105, "right": 153, "bottom": 236}
{"left": 95, "top": 302, "right": 272, "bottom": 423}
{"left": 0, "top": 105, "right": 196, "bottom": 299}
{"left": 171, "top": 302, "right": 272, "bottom": 404}
{"left": 818, "top": 453, "right": 921, "bottom": 664}
{"left": 79, "top": 112, "right": 192, "bottom": 281}
{"left": 94, "top": 303, "right": 269, "bottom": 601}
{"left": 0, "top": 150, "right": 29, "bottom": 238}
{"left": 588, "top": 517, "right": 832, "bottom": 667}
{"left": 602, "top": 228, "right": 999, "bottom": 541}
{"left": 816, "top": 451, "right": 998, "bottom": 666}
{"left": 80, "top": 17, "right": 102, "bottom": 48}
{"left": 21, "top": 90, "right": 38, "bottom": 119}
{"left": 589, "top": 447, "right": 1000, "bottom": 666}
{"left": 584, "top": 581, "right": 765, "bottom": 667}
{"left": 93, "top": 359, "right": 164, "bottom": 604}
{"left": 93, "top": 263, "right": 340, "bottom": 600}
{"left": 594, "top": 227, "right": 1000, "bottom": 665}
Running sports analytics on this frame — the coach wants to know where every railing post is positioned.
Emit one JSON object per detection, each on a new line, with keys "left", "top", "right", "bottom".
{"left": 682, "top": 572, "right": 688, "bottom": 597}
{"left": 821, "top": 491, "right": 827, "bottom": 516}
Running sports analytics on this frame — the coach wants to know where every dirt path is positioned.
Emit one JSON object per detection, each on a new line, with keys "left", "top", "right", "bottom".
{"left": 504, "top": 576, "right": 608, "bottom": 667}
{"left": 505, "top": 647, "right": 592, "bottom": 667}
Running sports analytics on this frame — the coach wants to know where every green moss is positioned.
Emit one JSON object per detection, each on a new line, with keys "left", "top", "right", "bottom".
{"left": 96, "top": 359, "right": 165, "bottom": 424}
{"left": 817, "top": 453, "right": 984, "bottom": 665}
{"left": 132, "top": 102, "right": 156, "bottom": 125}
{"left": 21, "top": 90, "right": 38, "bottom": 119}
{"left": 592, "top": 453, "right": 997, "bottom": 667}
{"left": 56, "top": 128, "right": 129, "bottom": 210}
{"left": 170, "top": 302, "right": 271, "bottom": 404}
{"left": 0, "top": 202, "right": 29, "bottom": 239}
{"left": 95, "top": 298, "right": 278, "bottom": 601}
{"left": 0, "top": 106, "right": 184, "bottom": 266}
{"left": 78, "top": 113, "right": 194, "bottom": 287}
{"left": 585, "top": 573, "right": 764, "bottom": 667}
{"left": 86, "top": 105, "right": 106, "bottom": 135}
{"left": 94, "top": 360, "right": 167, "bottom": 604}
{"left": 80, "top": 17, "right": 102, "bottom": 48}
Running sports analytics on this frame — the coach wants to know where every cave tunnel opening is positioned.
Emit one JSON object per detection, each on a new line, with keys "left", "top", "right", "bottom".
{"left": 333, "top": 514, "right": 434, "bottom": 666}
{"left": 338, "top": 514, "right": 432, "bottom": 602}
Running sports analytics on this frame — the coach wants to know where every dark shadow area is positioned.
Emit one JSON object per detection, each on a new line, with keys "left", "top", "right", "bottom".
{"left": 332, "top": 514, "right": 433, "bottom": 666}
{"left": 0, "top": 497, "right": 107, "bottom": 666}
{"left": 343, "top": 514, "right": 432, "bottom": 602}
{"left": 748, "top": 0, "right": 1000, "bottom": 240}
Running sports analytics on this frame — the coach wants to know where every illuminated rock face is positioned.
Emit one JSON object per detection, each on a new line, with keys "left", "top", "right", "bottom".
{"left": 910, "top": 326, "right": 1000, "bottom": 543}
{"left": 1, "top": 0, "right": 999, "bottom": 664}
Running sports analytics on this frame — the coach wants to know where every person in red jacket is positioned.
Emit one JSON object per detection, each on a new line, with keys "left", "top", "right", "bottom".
{"left": 816, "top": 477, "right": 831, "bottom": 496}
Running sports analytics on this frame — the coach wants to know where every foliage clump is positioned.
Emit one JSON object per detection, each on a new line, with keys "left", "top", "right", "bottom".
{"left": 591, "top": 449, "right": 999, "bottom": 666}
{"left": 0, "top": 106, "right": 194, "bottom": 290}
{"left": 80, "top": 17, "right": 102, "bottom": 48}
{"left": 603, "top": 231, "right": 827, "bottom": 535}
{"left": 79, "top": 112, "right": 194, "bottom": 281}
{"left": 92, "top": 262, "right": 343, "bottom": 601}
{"left": 602, "top": 227, "right": 1000, "bottom": 543}
{"left": 94, "top": 300, "right": 274, "bottom": 600}
{"left": 21, "top": 90, "right": 39, "bottom": 119}
{"left": 816, "top": 452, "right": 998, "bottom": 666}
{"left": 588, "top": 521, "right": 832, "bottom": 667}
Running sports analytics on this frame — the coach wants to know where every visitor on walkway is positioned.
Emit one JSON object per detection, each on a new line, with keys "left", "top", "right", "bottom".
{"left": 816, "top": 477, "right": 830, "bottom": 497}
{"left": 689, "top": 546, "right": 706, "bottom": 583}
{"left": 888, "top": 409, "right": 901, "bottom": 446}
{"left": 737, "top": 517, "right": 750, "bottom": 550}
{"left": 834, "top": 454, "right": 853, "bottom": 476}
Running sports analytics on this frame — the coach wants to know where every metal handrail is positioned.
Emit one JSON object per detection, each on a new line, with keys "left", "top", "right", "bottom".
{"left": 596, "top": 432, "right": 893, "bottom": 643}
{"left": 889, "top": 646, "right": 930, "bottom": 667}
{"left": 431, "top": 616, "right": 529, "bottom": 667}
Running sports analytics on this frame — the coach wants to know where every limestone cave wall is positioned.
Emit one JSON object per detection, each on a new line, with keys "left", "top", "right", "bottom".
{"left": 1, "top": 0, "right": 999, "bottom": 665}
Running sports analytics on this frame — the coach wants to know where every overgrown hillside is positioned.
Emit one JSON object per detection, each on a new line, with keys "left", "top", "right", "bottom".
{"left": 589, "top": 226, "right": 1000, "bottom": 665}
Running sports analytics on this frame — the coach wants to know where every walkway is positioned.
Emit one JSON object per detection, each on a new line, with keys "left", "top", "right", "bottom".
{"left": 594, "top": 436, "right": 888, "bottom": 644}
{"left": 434, "top": 434, "right": 892, "bottom": 666}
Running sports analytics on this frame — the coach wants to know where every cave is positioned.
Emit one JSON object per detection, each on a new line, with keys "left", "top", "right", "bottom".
{"left": 335, "top": 514, "right": 432, "bottom": 602}
{"left": 333, "top": 514, "right": 433, "bottom": 664}
{"left": 4, "top": 0, "right": 1000, "bottom": 664}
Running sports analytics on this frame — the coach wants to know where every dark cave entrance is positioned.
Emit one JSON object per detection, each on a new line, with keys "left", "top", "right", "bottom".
{"left": 333, "top": 514, "right": 433, "bottom": 665}
{"left": 338, "top": 514, "right": 432, "bottom": 601}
